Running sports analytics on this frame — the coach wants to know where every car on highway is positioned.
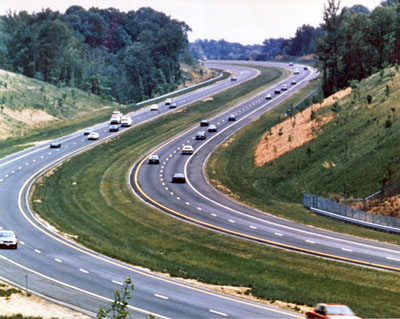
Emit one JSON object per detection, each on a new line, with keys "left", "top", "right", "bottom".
{"left": 306, "top": 304, "right": 360, "bottom": 319}
{"left": 274, "top": 88, "right": 281, "bottom": 94}
{"left": 265, "top": 93, "right": 272, "bottom": 100}
{"left": 110, "top": 116, "right": 121, "bottom": 124}
{"left": 169, "top": 102, "right": 177, "bottom": 109}
{"left": 294, "top": 68, "right": 300, "bottom": 74}
{"left": 304, "top": 66, "right": 309, "bottom": 70}
{"left": 49, "top": 141, "right": 61, "bottom": 148}
{"left": 109, "top": 124, "right": 119, "bottom": 132}
{"left": 165, "top": 98, "right": 173, "bottom": 105}
{"left": 148, "top": 154, "right": 160, "bottom": 164}
{"left": 112, "top": 111, "right": 122, "bottom": 117}
{"left": 227, "top": 114, "right": 237, "bottom": 121}
{"left": 83, "top": 127, "right": 94, "bottom": 135}
{"left": 87, "top": 132, "right": 100, "bottom": 140}
{"left": 281, "top": 84, "right": 288, "bottom": 91}
{"left": 230, "top": 76, "right": 237, "bottom": 81}
{"left": 289, "top": 62, "right": 294, "bottom": 66}
{"left": 120, "top": 116, "right": 132, "bottom": 127}
{"left": 207, "top": 125, "right": 217, "bottom": 132}
{"left": 150, "top": 104, "right": 159, "bottom": 111}
{"left": 200, "top": 120, "right": 209, "bottom": 126}
{"left": 172, "top": 173, "right": 186, "bottom": 183}
{"left": 291, "top": 79, "right": 297, "bottom": 85}
{"left": 195, "top": 131, "right": 206, "bottom": 140}
{"left": 181, "top": 145, "right": 194, "bottom": 155}
{"left": 0, "top": 230, "right": 18, "bottom": 249}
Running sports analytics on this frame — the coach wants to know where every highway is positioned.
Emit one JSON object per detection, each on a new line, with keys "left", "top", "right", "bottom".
{"left": 133, "top": 61, "right": 400, "bottom": 272}
{"left": 0, "top": 62, "right": 304, "bottom": 318}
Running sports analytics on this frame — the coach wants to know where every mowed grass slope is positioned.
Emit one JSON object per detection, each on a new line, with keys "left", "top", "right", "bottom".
{"left": 31, "top": 66, "right": 400, "bottom": 317}
{"left": 207, "top": 67, "right": 400, "bottom": 245}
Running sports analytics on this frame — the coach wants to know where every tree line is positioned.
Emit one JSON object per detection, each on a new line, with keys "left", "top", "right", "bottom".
{"left": 317, "top": 0, "right": 400, "bottom": 96}
{"left": 0, "top": 6, "right": 192, "bottom": 104}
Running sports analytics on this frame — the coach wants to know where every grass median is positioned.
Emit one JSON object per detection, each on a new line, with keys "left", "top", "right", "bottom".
{"left": 30, "top": 65, "right": 400, "bottom": 317}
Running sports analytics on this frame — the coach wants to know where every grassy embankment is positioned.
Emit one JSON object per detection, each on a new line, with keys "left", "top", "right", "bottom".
{"left": 30, "top": 65, "right": 400, "bottom": 317}
{"left": 0, "top": 65, "right": 220, "bottom": 159}
{"left": 207, "top": 67, "right": 400, "bottom": 245}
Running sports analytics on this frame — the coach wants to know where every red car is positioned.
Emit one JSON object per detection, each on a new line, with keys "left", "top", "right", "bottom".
{"left": 306, "top": 304, "right": 360, "bottom": 319}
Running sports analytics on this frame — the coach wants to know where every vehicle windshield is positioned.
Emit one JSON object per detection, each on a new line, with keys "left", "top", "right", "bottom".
{"left": 0, "top": 231, "right": 13, "bottom": 238}
{"left": 326, "top": 305, "right": 355, "bottom": 315}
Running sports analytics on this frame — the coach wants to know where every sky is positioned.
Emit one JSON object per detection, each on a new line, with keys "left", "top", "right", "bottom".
{"left": 0, "top": 0, "right": 384, "bottom": 45}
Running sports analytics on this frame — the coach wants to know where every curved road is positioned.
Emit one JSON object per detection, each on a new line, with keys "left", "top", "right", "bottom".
{"left": 133, "top": 61, "right": 400, "bottom": 273}
{"left": 0, "top": 62, "right": 303, "bottom": 318}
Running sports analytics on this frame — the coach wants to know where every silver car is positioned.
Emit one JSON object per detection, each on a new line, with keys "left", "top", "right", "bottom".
{"left": 0, "top": 230, "right": 18, "bottom": 249}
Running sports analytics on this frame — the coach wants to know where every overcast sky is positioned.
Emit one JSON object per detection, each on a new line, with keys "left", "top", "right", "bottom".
{"left": 0, "top": 0, "right": 383, "bottom": 45}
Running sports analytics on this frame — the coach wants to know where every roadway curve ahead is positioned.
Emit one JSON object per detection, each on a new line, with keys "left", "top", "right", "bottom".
{"left": 0, "top": 62, "right": 302, "bottom": 318}
{"left": 133, "top": 61, "right": 400, "bottom": 273}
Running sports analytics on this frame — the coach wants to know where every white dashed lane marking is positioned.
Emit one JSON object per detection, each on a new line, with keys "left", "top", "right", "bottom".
{"left": 34, "top": 249, "right": 41, "bottom": 254}
{"left": 154, "top": 294, "right": 169, "bottom": 300}
{"left": 79, "top": 268, "right": 89, "bottom": 274}
{"left": 274, "top": 232, "right": 283, "bottom": 237}
{"left": 341, "top": 248, "right": 353, "bottom": 252}
{"left": 249, "top": 225, "right": 257, "bottom": 230}
{"left": 209, "top": 310, "right": 227, "bottom": 317}
{"left": 112, "top": 280, "right": 123, "bottom": 286}
{"left": 306, "top": 240, "right": 315, "bottom": 244}
{"left": 386, "top": 257, "right": 400, "bottom": 262}
{"left": 54, "top": 258, "right": 62, "bottom": 263}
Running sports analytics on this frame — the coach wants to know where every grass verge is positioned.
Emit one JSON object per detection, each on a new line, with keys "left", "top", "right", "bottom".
{"left": 29, "top": 66, "right": 400, "bottom": 317}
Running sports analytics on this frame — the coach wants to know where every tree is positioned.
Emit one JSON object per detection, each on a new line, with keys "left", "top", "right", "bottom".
{"left": 97, "top": 277, "right": 135, "bottom": 319}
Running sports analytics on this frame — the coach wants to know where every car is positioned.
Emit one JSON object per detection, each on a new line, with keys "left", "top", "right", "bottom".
{"left": 120, "top": 116, "right": 132, "bottom": 127}
{"left": 49, "top": 141, "right": 61, "bottom": 148}
{"left": 0, "top": 230, "right": 18, "bottom": 249}
{"left": 110, "top": 116, "right": 121, "bottom": 124}
{"left": 83, "top": 127, "right": 93, "bottom": 135}
{"left": 281, "top": 84, "right": 288, "bottom": 91}
{"left": 293, "top": 68, "right": 300, "bottom": 74}
{"left": 148, "top": 154, "right": 160, "bottom": 164}
{"left": 165, "top": 98, "right": 173, "bottom": 105}
{"left": 208, "top": 125, "right": 217, "bottom": 132}
{"left": 195, "top": 131, "right": 206, "bottom": 140}
{"left": 109, "top": 124, "right": 119, "bottom": 132}
{"left": 291, "top": 79, "right": 297, "bottom": 85}
{"left": 87, "top": 132, "right": 99, "bottom": 140}
{"left": 304, "top": 66, "right": 309, "bottom": 70}
{"left": 306, "top": 304, "right": 360, "bottom": 319}
{"left": 289, "top": 62, "right": 294, "bottom": 66}
{"left": 227, "top": 114, "right": 237, "bottom": 121}
{"left": 150, "top": 104, "right": 159, "bottom": 111}
{"left": 230, "top": 75, "right": 237, "bottom": 81}
{"left": 181, "top": 145, "right": 194, "bottom": 155}
{"left": 274, "top": 88, "right": 281, "bottom": 94}
{"left": 200, "top": 120, "right": 209, "bottom": 126}
{"left": 265, "top": 93, "right": 272, "bottom": 100}
{"left": 172, "top": 173, "right": 186, "bottom": 183}
{"left": 169, "top": 102, "right": 177, "bottom": 109}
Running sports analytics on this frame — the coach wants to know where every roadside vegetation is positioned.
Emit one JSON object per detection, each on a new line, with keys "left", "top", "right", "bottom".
{"left": 30, "top": 65, "right": 400, "bottom": 317}
{"left": 207, "top": 65, "right": 400, "bottom": 239}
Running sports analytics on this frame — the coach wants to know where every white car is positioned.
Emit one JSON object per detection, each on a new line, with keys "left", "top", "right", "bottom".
{"left": 208, "top": 125, "right": 217, "bottom": 132}
{"left": 291, "top": 79, "right": 297, "bottom": 85}
{"left": 165, "top": 98, "right": 173, "bottom": 105}
{"left": 83, "top": 127, "right": 93, "bottom": 135}
{"left": 181, "top": 145, "right": 194, "bottom": 155}
{"left": 120, "top": 116, "right": 132, "bottom": 127}
{"left": 150, "top": 104, "right": 159, "bottom": 111}
{"left": 148, "top": 154, "right": 160, "bottom": 164}
{"left": 0, "top": 230, "right": 18, "bottom": 249}
{"left": 265, "top": 93, "right": 272, "bottom": 100}
{"left": 281, "top": 84, "right": 288, "bottom": 91}
{"left": 110, "top": 116, "right": 121, "bottom": 124}
{"left": 293, "top": 69, "right": 300, "bottom": 75}
{"left": 87, "top": 132, "right": 99, "bottom": 140}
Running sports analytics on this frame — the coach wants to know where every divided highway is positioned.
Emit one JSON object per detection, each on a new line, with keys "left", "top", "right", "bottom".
{"left": 133, "top": 61, "right": 400, "bottom": 272}
{"left": 0, "top": 62, "right": 305, "bottom": 318}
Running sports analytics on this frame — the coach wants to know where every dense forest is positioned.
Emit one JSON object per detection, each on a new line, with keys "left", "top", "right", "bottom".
{"left": 0, "top": 6, "right": 193, "bottom": 104}
{"left": 317, "top": 0, "right": 399, "bottom": 95}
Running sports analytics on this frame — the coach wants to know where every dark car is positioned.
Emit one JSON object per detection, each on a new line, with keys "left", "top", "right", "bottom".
{"left": 304, "top": 66, "right": 309, "bottom": 70}
{"left": 148, "top": 154, "right": 160, "bottom": 164}
{"left": 109, "top": 124, "right": 119, "bottom": 132}
{"left": 200, "top": 120, "right": 209, "bottom": 126}
{"left": 172, "top": 173, "right": 186, "bottom": 183}
{"left": 0, "top": 230, "right": 18, "bottom": 249}
{"left": 230, "top": 76, "right": 237, "bottom": 81}
{"left": 195, "top": 131, "right": 206, "bottom": 140}
{"left": 169, "top": 103, "right": 177, "bottom": 109}
{"left": 227, "top": 114, "right": 237, "bottom": 121}
{"left": 50, "top": 141, "right": 61, "bottom": 148}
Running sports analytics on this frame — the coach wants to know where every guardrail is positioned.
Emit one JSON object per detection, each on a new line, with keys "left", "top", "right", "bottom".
{"left": 303, "top": 193, "right": 400, "bottom": 234}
